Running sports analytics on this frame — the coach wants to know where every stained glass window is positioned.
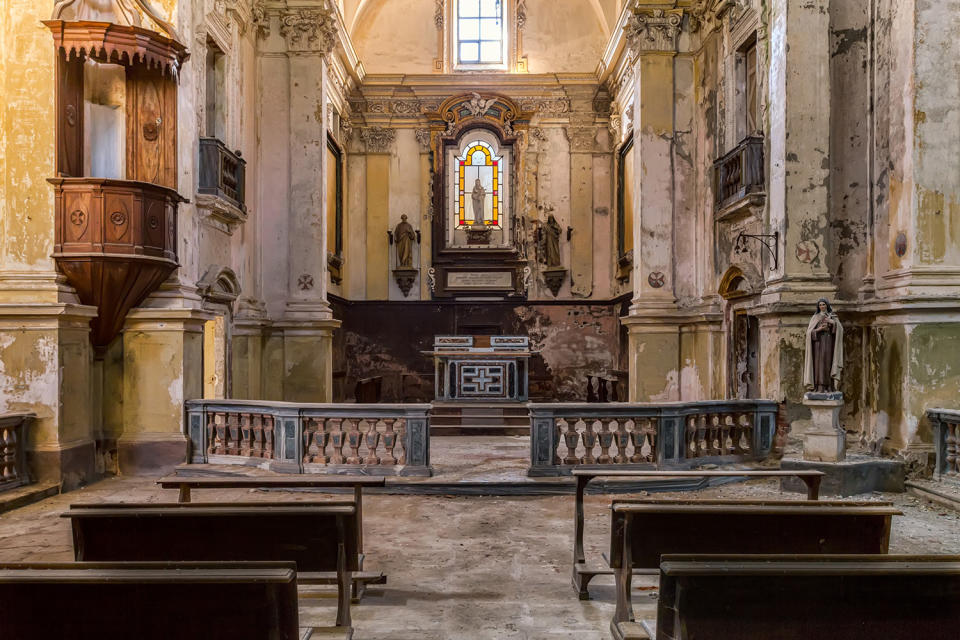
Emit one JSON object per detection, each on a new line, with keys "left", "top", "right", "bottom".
{"left": 457, "top": 0, "right": 505, "bottom": 65}
{"left": 457, "top": 140, "right": 502, "bottom": 227}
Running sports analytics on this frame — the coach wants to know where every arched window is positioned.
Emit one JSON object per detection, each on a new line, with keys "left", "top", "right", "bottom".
{"left": 447, "top": 130, "right": 511, "bottom": 247}
{"left": 456, "top": 140, "right": 502, "bottom": 227}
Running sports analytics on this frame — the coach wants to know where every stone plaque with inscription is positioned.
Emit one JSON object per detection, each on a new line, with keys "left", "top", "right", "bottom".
{"left": 446, "top": 271, "right": 513, "bottom": 290}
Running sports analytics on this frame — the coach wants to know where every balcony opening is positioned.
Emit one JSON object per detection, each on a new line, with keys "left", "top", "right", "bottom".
{"left": 83, "top": 60, "right": 126, "bottom": 179}
{"left": 205, "top": 38, "right": 227, "bottom": 141}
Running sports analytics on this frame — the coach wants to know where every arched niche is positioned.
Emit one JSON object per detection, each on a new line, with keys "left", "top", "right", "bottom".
{"left": 718, "top": 264, "right": 761, "bottom": 300}
{"left": 446, "top": 129, "right": 512, "bottom": 248}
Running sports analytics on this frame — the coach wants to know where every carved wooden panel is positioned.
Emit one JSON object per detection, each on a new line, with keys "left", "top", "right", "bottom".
{"left": 56, "top": 51, "right": 84, "bottom": 177}
{"left": 126, "top": 66, "right": 177, "bottom": 189}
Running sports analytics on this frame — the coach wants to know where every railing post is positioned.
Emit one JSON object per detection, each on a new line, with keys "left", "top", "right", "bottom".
{"left": 185, "top": 401, "right": 208, "bottom": 463}
{"left": 658, "top": 408, "right": 683, "bottom": 466}
{"left": 528, "top": 404, "right": 558, "bottom": 476}
{"left": 401, "top": 407, "right": 431, "bottom": 475}
{"left": 274, "top": 406, "right": 303, "bottom": 473}
{"left": 753, "top": 402, "right": 776, "bottom": 457}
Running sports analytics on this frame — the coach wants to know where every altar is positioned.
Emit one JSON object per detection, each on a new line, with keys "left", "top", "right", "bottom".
{"left": 425, "top": 336, "right": 531, "bottom": 402}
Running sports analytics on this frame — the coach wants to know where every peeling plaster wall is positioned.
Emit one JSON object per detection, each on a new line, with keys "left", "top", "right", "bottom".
{"left": 331, "top": 300, "right": 622, "bottom": 402}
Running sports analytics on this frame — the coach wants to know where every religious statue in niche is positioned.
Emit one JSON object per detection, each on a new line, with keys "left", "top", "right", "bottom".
{"left": 539, "top": 214, "right": 567, "bottom": 297}
{"left": 803, "top": 298, "right": 844, "bottom": 393}
{"left": 394, "top": 214, "right": 416, "bottom": 268}
{"left": 391, "top": 214, "right": 419, "bottom": 297}
{"left": 471, "top": 179, "right": 486, "bottom": 222}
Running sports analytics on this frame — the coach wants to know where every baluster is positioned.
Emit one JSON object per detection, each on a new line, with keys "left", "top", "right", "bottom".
{"left": 553, "top": 420, "right": 562, "bottom": 465}
{"left": 314, "top": 419, "right": 330, "bottom": 464}
{"left": 646, "top": 422, "right": 658, "bottom": 463}
{"left": 328, "top": 418, "right": 345, "bottom": 464}
{"left": 263, "top": 416, "right": 275, "bottom": 459}
{"left": 946, "top": 423, "right": 958, "bottom": 476}
{"left": 302, "top": 418, "right": 316, "bottom": 464}
{"left": 345, "top": 420, "right": 362, "bottom": 464}
{"left": 7, "top": 426, "right": 18, "bottom": 481}
{"left": 215, "top": 412, "right": 228, "bottom": 455}
{"left": 614, "top": 419, "right": 631, "bottom": 464}
{"left": 206, "top": 413, "right": 217, "bottom": 455}
{"left": 740, "top": 413, "right": 753, "bottom": 452}
{"left": 239, "top": 414, "right": 252, "bottom": 456}
{"left": 597, "top": 420, "right": 615, "bottom": 464}
{"left": 397, "top": 419, "right": 408, "bottom": 465}
{"left": 381, "top": 419, "right": 398, "bottom": 465}
{"left": 1, "top": 427, "right": 11, "bottom": 480}
{"left": 364, "top": 419, "right": 382, "bottom": 465}
{"left": 708, "top": 415, "right": 720, "bottom": 455}
{"left": 630, "top": 419, "right": 646, "bottom": 463}
{"left": 581, "top": 419, "right": 598, "bottom": 465}
{"left": 251, "top": 415, "right": 263, "bottom": 457}
{"left": 226, "top": 413, "right": 240, "bottom": 455}
{"left": 698, "top": 414, "right": 709, "bottom": 457}
{"left": 561, "top": 420, "right": 580, "bottom": 465}
{"left": 731, "top": 414, "right": 744, "bottom": 454}
{"left": 598, "top": 379, "right": 609, "bottom": 403}
{"left": 685, "top": 416, "right": 697, "bottom": 457}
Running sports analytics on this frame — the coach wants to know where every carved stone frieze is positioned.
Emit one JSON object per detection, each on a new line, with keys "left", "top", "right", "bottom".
{"left": 625, "top": 8, "right": 684, "bottom": 54}
{"left": 392, "top": 100, "right": 422, "bottom": 115}
{"left": 434, "top": 0, "right": 444, "bottom": 29}
{"left": 518, "top": 97, "right": 570, "bottom": 115}
{"left": 359, "top": 126, "right": 396, "bottom": 153}
{"left": 517, "top": 0, "right": 527, "bottom": 31}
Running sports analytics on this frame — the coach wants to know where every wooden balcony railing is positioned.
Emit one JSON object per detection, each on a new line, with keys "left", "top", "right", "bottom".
{"left": 199, "top": 137, "right": 246, "bottom": 211}
{"left": 714, "top": 135, "right": 765, "bottom": 212}
{"left": 185, "top": 400, "right": 432, "bottom": 477}
{"left": 528, "top": 400, "right": 777, "bottom": 476}
{"left": 0, "top": 413, "right": 34, "bottom": 492}
{"left": 927, "top": 409, "right": 960, "bottom": 479}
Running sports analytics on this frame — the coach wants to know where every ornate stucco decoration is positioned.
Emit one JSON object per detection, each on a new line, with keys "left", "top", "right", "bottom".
{"left": 425, "top": 93, "right": 533, "bottom": 151}
{"left": 565, "top": 126, "right": 598, "bottom": 153}
{"left": 518, "top": 97, "right": 570, "bottom": 115}
{"left": 624, "top": 7, "right": 684, "bottom": 54}
{"left": 517, "top": 0, "right": 527, "bottom": 31}
{"left": 252, "top": 1, "right": 270, "bottom": 38}
{"left": 359, "top": 126, "right": 397, "bottom": 153}
{"left": 52, "top": 0, "right": 183, "bottom": 42}
{"left": 414, "top": 128, "right": 432, "bottom": 150}
{"left": 434, "top": 0, "right": 444, "bottom": 29}
{"left": 279, "top": 7, "right": 338, "bottom": 54}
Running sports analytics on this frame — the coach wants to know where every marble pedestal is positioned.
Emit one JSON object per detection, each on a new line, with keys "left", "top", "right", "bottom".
{"left": 802, "top": 392, "right": 845, "bottom": 462}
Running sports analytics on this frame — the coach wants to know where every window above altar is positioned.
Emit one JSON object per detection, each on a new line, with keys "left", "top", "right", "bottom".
{"left": 447, "top": 130, "right": 512, "bottom": 248}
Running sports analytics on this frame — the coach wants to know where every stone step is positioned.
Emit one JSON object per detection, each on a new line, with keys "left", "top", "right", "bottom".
{"left": 0, "top": 482, "right": 60, "bottom": 514}
{"left": 430, "top": 424, "right": 529, "bottom": 436}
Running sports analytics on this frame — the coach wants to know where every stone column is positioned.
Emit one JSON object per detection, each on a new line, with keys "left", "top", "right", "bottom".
{"left": 764, "top": 0, "right": 835, "bottom": 302}
{"left": 621, "top": 4, "right": 684, "bottom": 401}
{"left": 262, "top": 5, "right": 341, "bottom": 402}
{"left": 0, "top": 1, "right": 98, "bottom": 489}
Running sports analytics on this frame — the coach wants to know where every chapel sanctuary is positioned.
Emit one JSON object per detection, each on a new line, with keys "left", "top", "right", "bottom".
{"left": 0, "top": 0, "right": 958, "bottom": 638}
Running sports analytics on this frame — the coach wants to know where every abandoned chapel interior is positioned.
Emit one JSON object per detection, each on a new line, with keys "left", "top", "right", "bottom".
{"left": 0, "top": 0, "right": 959, "bottom": 638}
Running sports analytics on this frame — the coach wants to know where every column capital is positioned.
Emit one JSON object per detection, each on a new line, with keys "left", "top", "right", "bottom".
{"left": 625, "top": 6, "right": 685, "bottom": 55}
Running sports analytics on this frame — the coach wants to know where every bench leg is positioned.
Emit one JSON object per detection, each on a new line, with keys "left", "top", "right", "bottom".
{"left": 335, "top": 542, "right": 352, "bottom": 629}
{"left": 614, "top": 515, "right": 634, "bottom": 624}
{"left": 178, "top": 486, "right": 191, "bottom": 503}
{"left": 572, "top": 563, "right": 597, "bottom": 600}
{"left": 805, "top": 476, "right": 822, "bottom": 500}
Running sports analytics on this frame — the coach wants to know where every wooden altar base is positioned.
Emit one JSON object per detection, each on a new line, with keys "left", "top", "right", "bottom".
{"left": 430, "top": 402, "right": 529, "bottom": 436}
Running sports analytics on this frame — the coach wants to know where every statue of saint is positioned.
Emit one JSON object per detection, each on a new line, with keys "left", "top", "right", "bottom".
{"left": 471, "top": 178, "right": 486, "bottom": 224}
{"left": 803, "top": 298, "right": 844, "bottom": 393}
{"left": 393, "top": 214, "right": 416, "bottom": 268}
{"left": 544, "top": 214, "right": 562, "bottom": 267}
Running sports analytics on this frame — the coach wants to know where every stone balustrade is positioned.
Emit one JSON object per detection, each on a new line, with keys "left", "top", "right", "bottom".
{"left": 0, "top": 413, "right": 34, "bottom": 491}
{"left": 927, "top": 409, "right": 960, "bottom": 479}
{"left": 528, "top": 401, "right": 777, "bottom": 476}
{"left": 185, "top": 400, "right": 432, "bottom": 477}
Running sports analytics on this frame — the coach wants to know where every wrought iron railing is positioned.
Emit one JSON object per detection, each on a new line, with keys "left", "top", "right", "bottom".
{"left": 528, "top": 400, "right": 777, "bottom": 476}
{"left": 927, "top": 409, "right": 960, "bottom": 479}
{"left": 185, "top": 400, "right": 431, "bottom": 477}
{"left": 0, "top": 413, "right": 34, "bottom": 491}
{"left": 198, "top": 137, "right": 246, "bottom": 210}
{"left": 714, "top": 135, "right": 764, "bottom": 212}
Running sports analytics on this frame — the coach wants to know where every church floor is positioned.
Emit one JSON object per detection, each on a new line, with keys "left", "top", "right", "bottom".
{"left": 0, "top": 478, "right": 958, "bottom": 639}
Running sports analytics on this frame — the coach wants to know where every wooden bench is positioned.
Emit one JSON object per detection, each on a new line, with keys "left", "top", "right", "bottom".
{"left": 157, "top": 475, "right": 387, "bottom": 597}
{"left": 0, "top": 561, "right": 344, "bottom": 639}
{"left": 609, "top": 501, "right": 902, "bottom": 640}
{"left": 570, "top": 468, "right": 825, "bottom": 599}
{"left": 63, "top": 503, "right": 358, "bottom": 631}
{"left": 624, "top": 554, "right": 960, "bottom": 640}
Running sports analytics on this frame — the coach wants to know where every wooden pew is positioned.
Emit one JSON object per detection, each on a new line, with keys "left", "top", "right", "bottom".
{"left": 156, "top": 475, "right": 387, "bottom": 597}
{"left": 609, "top": 500, "right": 902, "bottom": 640}
{"left": 0, "top": 561, "right": 342, "bottom": 639}
{"left": 570, "top": 468, "right": 825, "bottom": 599}
{"left": 632, "top": 554, "right": 960, "bottom": 640}
{"left": 63, "top": 503, "right": 358, "bottom": 631}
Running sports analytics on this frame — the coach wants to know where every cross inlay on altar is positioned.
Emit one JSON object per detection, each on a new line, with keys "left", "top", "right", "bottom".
{"left": 424, "top": 336, "right": 532, "bottom": 402}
